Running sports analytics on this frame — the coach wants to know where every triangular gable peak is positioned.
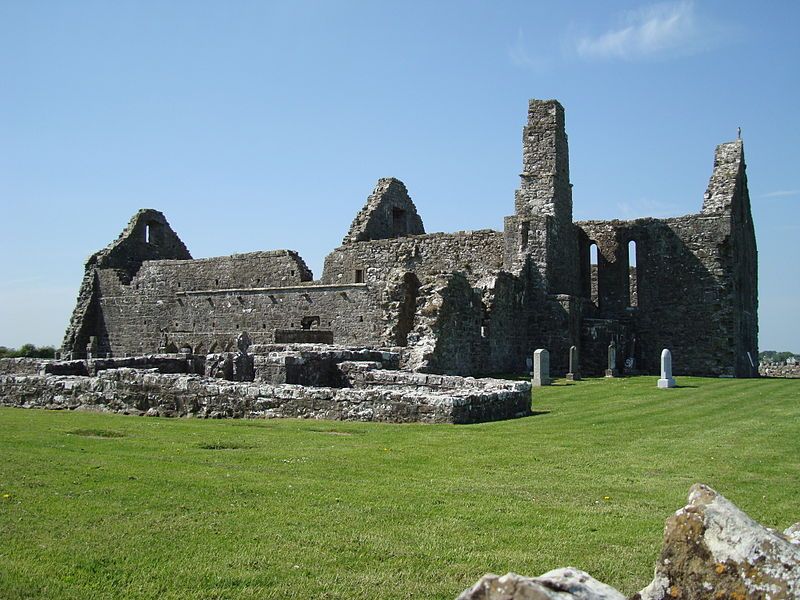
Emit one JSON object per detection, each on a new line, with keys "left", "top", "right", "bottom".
{"left": 342, "top": 178, "right": 425, "bottom": 244}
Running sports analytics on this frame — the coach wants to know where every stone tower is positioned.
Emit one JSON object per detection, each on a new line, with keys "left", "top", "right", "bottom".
{"left": 504, "top": 99, "right": 579, "bottom": 295}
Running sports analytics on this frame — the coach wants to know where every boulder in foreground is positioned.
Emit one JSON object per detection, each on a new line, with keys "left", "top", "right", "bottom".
{"left": 457, "top": 568, "right": 625, "bottom": 600}
{"left": 457, "top": 484, "right": 799, "bottom": 599}
{"left": 635, "top": 483, "right": 799, "bottom": 600}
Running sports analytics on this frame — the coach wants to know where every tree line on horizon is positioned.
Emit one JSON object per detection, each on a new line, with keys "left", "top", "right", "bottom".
{"left": 0, "top": 344, "right": 57, "bottom": 359}
{"left": 758, "top": 350, "right": 799, "bottom": 363}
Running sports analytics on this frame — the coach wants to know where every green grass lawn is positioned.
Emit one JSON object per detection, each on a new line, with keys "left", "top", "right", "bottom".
{"left": 1, "top": 376, "right": 798, "bottom": 599}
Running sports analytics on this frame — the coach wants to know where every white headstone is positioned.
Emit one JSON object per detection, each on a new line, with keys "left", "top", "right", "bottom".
{"left": 657, "top": 348, "right": 676, "bottom": 388}
{"left": 532, "top": 348, "right": 551, "bottom": 387}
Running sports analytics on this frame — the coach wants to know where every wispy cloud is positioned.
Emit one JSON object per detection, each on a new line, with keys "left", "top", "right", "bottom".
{"left": 572, "top": 1, "right": 720, "bottom": 61}
{"left": 761, "top": 190, "right": 799, "bottom": 199}
{"left": 507, "top": 28, "right": 551, "bottom": 72}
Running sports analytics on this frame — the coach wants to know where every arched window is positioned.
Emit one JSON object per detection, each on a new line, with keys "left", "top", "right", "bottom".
{"left": 628, "top": 240, "right": 638, "bottom": 308}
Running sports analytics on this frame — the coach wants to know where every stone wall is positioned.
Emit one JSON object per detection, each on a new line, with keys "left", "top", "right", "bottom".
{"left": 759, "top": 362, "right": 800, "bottom": 378}
{"left": 0, "top": 358, "right": 48, "bottom": 376}
{"left": 93, "top": 273, "right": 382, "bottom": 357}
{"left": 321, "top": 230, "right": 505, "bottom": 286}
{"left": 0, "top": 367, "right": 531, "bottom": 425}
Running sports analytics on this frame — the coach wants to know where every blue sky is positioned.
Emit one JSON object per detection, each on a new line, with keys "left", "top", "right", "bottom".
{"left": 1, "top": 0, "right": 798, "bottom": 351}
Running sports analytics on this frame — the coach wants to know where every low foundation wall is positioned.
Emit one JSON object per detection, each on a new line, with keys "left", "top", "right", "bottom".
{"left": 0, "top": 369, "right": 531, "bottom": 424}
{"left": 0, "top": 355, "right": 201, "bottom": 377}
{"left": 759, "top": 362, "right": 800, "bottom": 378}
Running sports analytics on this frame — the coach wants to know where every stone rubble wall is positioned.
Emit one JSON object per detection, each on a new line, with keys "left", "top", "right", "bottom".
{"left": 125, "top": 250, "right": 312, "bottom": 294}
{"left": 759, "top": 362, "right": 800, "bottom": 378}
{"left": 0, "top": 355, "right": 201, "bottom": 377}
{"left": 0, "top": 358, "right": 48, "bottom": 376}
{"left": 94, "top": 279, "right": 382, "bottom": 357}
{"left": 252, "top": 347, "right": 400, "bottom": 387}
{"left": 321, "top": 229, "right": 505, "bottom": 286}
{"left": 0, "top": 369, "right": 532, "bottom": 425}
{"left": 337, "top": 359, "right": 526, "bottom": 392}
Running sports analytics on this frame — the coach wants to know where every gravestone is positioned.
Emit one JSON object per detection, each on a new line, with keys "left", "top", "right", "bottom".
{"left": 657, "top": 348, "right": 676, "bottom": 388}
{"left": 605, "top": 341, "right": 618, "bottom": 378}
{"left": 566, "top": 345, "right": 581, "bottom": 381}
{"left": 532, "top": 349, "right": 550, "bottom": 387}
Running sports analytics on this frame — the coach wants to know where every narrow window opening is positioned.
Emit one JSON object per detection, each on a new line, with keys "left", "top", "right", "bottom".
{"left": 590, "top": 243, "right": 599, "bottom": 307}
{"left": 144, "top": 221, "right": 160, "bottom": 245}
{"left": 355, "top": 269, "right": 365, "bottom": 284}
{"left": 520, "top": 221, "right": 530, "bottom": 251}
{"left": 628, "top": 240, "right": 638, "bottom": 308}
{"left": 290, "top": 270, "right": 295, "bottom": 277}
{"left": 392, "top": 207, "right": 407, "bottom": 237}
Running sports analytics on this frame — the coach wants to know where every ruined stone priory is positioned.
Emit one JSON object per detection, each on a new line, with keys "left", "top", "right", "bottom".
{"left": 60, "top": 99, "right": 758, "bottom": 378}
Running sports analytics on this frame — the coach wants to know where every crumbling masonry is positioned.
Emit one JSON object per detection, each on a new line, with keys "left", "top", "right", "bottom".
{"left": 61, "top": 99, "right": 758, "bottom": 378}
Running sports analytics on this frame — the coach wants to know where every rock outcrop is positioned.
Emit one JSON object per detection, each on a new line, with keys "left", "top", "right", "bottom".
{"left": 635, "top": 484, "right": 800, "bottom": 600}
{"left": 458, "top": 484, "right": 799, "bottom": 600}
{"left": 457, "top": 569, "right": 625, "bottom": 600}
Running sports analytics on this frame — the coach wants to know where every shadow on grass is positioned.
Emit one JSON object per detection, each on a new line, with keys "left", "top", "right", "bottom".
{"left": 229, "top": 420, "right": 276, "bottom": 428}
{"left": 196, "top": 442, "right": 255, "bottom": 450}
{"left": 308, "top": 428, "right": 366, "bottom": 436}
{"left": 67, "top": 428, "right": 126, "bottom": 439}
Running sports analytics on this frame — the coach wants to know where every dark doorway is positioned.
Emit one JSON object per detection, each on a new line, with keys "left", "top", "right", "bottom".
{"left": 395, "top": 273, "right": 420, "bottom": 346}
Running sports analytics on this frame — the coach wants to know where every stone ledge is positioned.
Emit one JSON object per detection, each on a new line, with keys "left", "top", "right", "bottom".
{"left": 0, "top": 369, "right": 531, "bottom": 424}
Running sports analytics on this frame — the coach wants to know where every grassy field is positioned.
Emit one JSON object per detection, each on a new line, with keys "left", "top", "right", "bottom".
{"left": 1, "top": 376, "right": 798, "bottom": 599}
